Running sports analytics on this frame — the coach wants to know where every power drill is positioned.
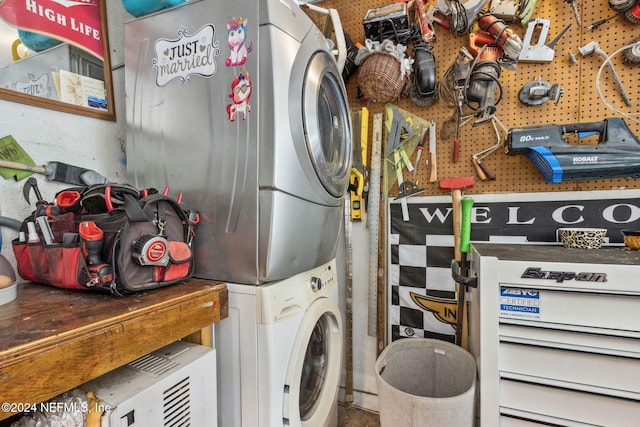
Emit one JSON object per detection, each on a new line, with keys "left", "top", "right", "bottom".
{"left": 79, "top": 221, "right": 114, "bottom": 288}
{"left": 465, "top": 33, "right": 503, "bottom": 120}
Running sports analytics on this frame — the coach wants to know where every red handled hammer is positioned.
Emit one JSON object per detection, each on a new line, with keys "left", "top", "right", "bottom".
{"left": 439, "top": 176, "right": 474, "bottom": 348}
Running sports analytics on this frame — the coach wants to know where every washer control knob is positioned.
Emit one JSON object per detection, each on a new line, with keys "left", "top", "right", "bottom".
{"left": 310, "top": 276, "right": 323, "bottom": 292}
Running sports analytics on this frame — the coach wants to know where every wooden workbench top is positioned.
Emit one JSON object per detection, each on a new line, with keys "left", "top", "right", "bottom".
{"left": 0, "top": 279, "right": 228, "bottom": 421}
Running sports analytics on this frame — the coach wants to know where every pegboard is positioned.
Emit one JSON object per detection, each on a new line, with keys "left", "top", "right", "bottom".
{"left": 312, "top": 0, "right": 640, "bottom": 196}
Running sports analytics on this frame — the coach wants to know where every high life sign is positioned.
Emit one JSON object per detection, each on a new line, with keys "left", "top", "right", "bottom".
{"left": 0, "top": 0, "right": 103, "bottom": 59}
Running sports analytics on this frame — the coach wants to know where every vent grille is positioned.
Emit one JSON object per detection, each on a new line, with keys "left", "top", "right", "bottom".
{"left": 128, "top": 353, "right": 178, "bottom": 376}
{"left": 163, "top": 376, "right": 191, "bottom": 426}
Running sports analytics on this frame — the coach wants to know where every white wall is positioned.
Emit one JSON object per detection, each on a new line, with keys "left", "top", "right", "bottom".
{"left": 0, "top": 0, "right": 131, "bottom": 259}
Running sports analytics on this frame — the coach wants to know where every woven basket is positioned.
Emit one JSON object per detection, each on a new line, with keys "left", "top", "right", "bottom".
{"left": 357, "top": 51, "right": 407, "bottom": 103}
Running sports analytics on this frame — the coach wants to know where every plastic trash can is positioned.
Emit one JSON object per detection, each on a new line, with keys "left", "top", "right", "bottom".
{"left": 375, "top": 338, "right": 476, "bottom": 427}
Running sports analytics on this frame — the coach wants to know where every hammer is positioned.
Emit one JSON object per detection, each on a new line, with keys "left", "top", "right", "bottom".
{"left": 439, "top": 176, "right": 474, "bottom": 347}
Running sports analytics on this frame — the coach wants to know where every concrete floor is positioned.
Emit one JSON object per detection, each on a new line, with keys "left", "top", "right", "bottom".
{"left": 338, "top": 404, "right": 381, "bottom": 427}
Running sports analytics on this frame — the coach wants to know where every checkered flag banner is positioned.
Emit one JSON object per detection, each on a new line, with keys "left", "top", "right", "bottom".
{"left": 387, "top": 191, "right": 640, "bottom": 344}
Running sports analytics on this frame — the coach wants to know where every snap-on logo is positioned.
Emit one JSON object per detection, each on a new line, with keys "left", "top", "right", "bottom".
{"left": 521, "top": 267, "right": 607, "bottom": 283}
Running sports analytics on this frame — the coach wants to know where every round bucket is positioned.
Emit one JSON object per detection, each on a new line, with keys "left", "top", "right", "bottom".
{"left": 375, "top": 338, "right": 476, "bottom": 427}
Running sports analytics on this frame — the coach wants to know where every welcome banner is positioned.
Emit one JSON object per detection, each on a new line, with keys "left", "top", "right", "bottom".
{"left": 387, "top": 190, "right": 640, "bottom": 344}
{"left": 0, "top": 0, "right": 103, "bottom": 59}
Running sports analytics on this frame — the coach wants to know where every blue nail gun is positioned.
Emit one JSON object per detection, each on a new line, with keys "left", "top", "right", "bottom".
{"left": 506, "top": 118, "right": 640, "bottom": 183}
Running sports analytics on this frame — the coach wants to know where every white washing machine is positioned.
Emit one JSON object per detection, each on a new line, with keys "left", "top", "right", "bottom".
{"left": 215, "top": 259, "right": 343, "bottom": 427}
{"left": 125, "top": 0, "right": 352, "bottom": 285}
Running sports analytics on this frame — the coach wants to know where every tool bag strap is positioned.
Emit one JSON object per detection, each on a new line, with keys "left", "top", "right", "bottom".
{"left": 122, "top": 193, "right": 154, "bottom": 222}
{"left": 122, "top": 192, "right": 185, "bottom": 223}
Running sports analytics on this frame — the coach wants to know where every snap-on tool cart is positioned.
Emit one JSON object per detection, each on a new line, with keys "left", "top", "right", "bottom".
{"left": 469, "top": 243, "right": 640, "bottom": 426}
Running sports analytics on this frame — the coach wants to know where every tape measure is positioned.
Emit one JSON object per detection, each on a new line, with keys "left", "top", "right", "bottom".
{"left": 132, "top": 234, "right": 170, "bottom": 266}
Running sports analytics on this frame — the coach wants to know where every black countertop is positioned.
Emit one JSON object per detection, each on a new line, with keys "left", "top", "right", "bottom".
{"left": 471, "top": 243, "right": 640, "bottom": 266}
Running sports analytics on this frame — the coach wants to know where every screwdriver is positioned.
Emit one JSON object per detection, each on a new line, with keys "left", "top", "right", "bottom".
{"left": 588, "top": 14, "right": 618, "bottom": 30}
{"left": 564, "top": 0, "right": 581, "bottom": 26}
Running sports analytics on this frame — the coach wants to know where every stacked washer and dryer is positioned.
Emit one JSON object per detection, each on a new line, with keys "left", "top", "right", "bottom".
{"left": 124, "top": 0, "right": 352, "bottom": 426}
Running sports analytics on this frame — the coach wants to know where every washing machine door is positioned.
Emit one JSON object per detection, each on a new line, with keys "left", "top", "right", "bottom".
{"left": 303, "top": 51, "right": 352, "bottom": 199}
{"left": 283, "top": 296, "right": 343, "bottom": 426}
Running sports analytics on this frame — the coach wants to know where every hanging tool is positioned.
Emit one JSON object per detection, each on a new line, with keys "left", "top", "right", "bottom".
{"left": 588, "top": 13, "right": 620, "bottom": 30}
{"left": 0, "top": 159, "right": 108, "bottom": 186}
{"left": 447, "top": 109, "right": 475, "bottom": 163}
{"left": 465, "top": 37, "right": 504, "bottom": 121}
{"left": 455, "top": 196, "right": 474, "bottom": 348}
{"left": 570, "top": 41, "right": 632, "bottom": 107}
{"left": 438, "top": 47, "right": 474, "bottom": 162}
{"left": 471, "top": 115, "right": 505, "bottom": 181}
{"left": 349, "top": 110, "right": 366, "bottom": 221}
{"left": 589, "top": 13, "right": 620, "bottom": 30}
{"left": 518, "top": 78, "right": 564, "bottom": 106}
{"left": 477, "top": 13, "right": 523, "bottom": 65}
{"left": 409, "top": 1, "right": 438, "bottom": 107}
{"left": 343, "top": 195, "right": 354, "bottom": 405}
{"left": 413, "top": 127, "right": 427, "bottom": 182}
{"left": 564, "top": 0, "right": 581, "bottom": 26}
{"left": 396, "top": 181, "right": 425, "bottom": 199}
{"left": 439, "top": 176, "right": 474, "bottom": 348}
{"left": 519, "top": 19, "right": 571, "bottom": 62}
{"left": 625, "top": 3, "right": 640, "bottom": 23}
{"left": 623, "top": 37, "right": 640, "bottom": 64}
{"left": 409, "top": 39, "right": 438, "bottom": 106}
{"left": 368, "top": 113, "right": 383, "bottom": 338}
{"left": 386, "top": 106, "right": 416, "bottom": 155}
{"left": 415, "top": 1, "right": 437, "bottom": 42}
{"left": 609, "top": 0, "right": 636, "bottom": 13}
{"left": 518, "top": 0, "right": 542, "bottom": 26}
{"left": 429, "top": 120, "right": 438, "bottom": 183}
{"left": 489, "top": 0, "right": 519, "bottom": 22}
{"left": 392, "top": 150, "right": 412, "bottom": 221}
{"left": 505, "top": 118, "right": 640, "bottom": 183}
{"left": 437, "top": 0, "right": 490, "bottom": 34}
{"left": 453, "top": 93, "right": 463, "bottom": 163}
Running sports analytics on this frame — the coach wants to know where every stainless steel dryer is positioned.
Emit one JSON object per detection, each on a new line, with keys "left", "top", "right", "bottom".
{"left": 125, "top": 0, "right": 352, "bottom": 284}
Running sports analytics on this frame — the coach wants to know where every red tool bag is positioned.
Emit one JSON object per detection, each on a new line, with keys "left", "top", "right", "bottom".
{"left": 12, "top": 184, "right": 197, "bottom": 295}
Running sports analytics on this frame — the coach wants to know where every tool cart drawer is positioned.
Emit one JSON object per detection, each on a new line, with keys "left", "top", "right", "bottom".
{"left": 499, "top": 379, "right": 640, "bottom": 427}
{"left": 499, "top": 323, "right": 640, "bottom": 357}
{"left": 498, "top": 287, "right": 640, "bottom": 334}
{"left": 499, "top": 416, "right": 549, "bottom": 427}
{"left": 499, "top": 341, "right": 640, "bottom": 398}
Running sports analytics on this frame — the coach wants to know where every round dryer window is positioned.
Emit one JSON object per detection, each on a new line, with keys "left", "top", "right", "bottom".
{"left": 303, "top": 51, "right": 352, "bottom": 198}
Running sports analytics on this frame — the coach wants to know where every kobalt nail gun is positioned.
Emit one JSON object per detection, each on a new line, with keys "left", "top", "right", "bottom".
{"left": 506, "top": 118, "right": 640, "bottom": 183}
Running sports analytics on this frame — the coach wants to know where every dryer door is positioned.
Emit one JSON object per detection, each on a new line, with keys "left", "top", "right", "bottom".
{"left": 303, "top": 51, "right": 352, "bottom": 198}
{"left": 283, "top": 296, "right": 343, "bottom": 426}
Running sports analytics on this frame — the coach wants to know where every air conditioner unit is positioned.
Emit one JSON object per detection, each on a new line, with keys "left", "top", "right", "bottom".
{"left": 79, "top": 340, "right": 217, "bottom": 427}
